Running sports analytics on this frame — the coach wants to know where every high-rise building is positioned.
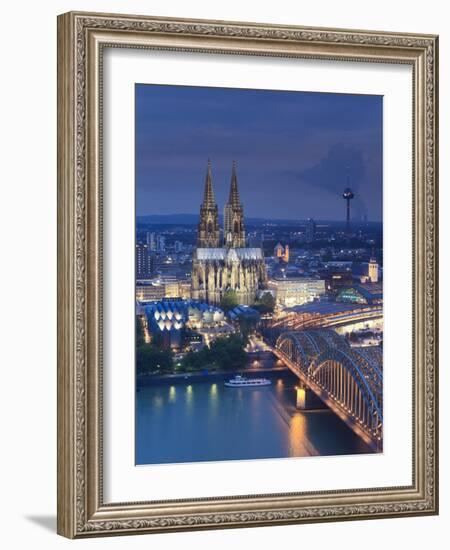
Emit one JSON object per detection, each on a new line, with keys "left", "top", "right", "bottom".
{"left": 146, "top": 231, "right": 166, "bottom": 252}
{"left": 156, "top": 234, "right": 166, "bottom": 252}
{"left": 306, "top": 218, "right": 316, "bottom": 243}
{"left": 135, "top": 243, "right": 154, "bottom": 278}
{"left": 174, "top": 240, "right": 183, "bottom": 253}
{"left": 191, "top": 160, "right": 267, "bottom": 305}
{"left": 146, "top": 231, "right": 156, "bottom": 251}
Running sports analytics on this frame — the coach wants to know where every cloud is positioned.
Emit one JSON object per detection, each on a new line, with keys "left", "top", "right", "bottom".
{"left": 299, "top": 143, "right": 365, "bottom": 192}
{"left": 281, "top": 144, "right": 369, "bottom": 219}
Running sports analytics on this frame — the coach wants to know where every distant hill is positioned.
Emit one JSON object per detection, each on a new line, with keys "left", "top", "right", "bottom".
{"left": 136, "top": 214, "right": 382, "bottom": 227}
{"left": 136, "top": 213, "right": 312, "bottom": 225}
{"left": 137, "top": 214, "right": 199, "bottom": 225}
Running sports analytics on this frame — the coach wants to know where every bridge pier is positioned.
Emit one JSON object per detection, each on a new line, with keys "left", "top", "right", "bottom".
{"left": 295, "top": 385, "right": 307, "bottom": 409}
{"left": 295, "top": 385, "right": 327, "bottom": 410}
{"left": 276, "top": 333, "right": 383, "bottom": 448}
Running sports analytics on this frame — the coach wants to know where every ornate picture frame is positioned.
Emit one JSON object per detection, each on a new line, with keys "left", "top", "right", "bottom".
{"left": 57, "top": 11, "right": 438, "bottom": 538}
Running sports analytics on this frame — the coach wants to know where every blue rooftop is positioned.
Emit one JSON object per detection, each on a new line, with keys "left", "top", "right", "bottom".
{"left": 228, "top": 305, "right": 260, "bottom": 321}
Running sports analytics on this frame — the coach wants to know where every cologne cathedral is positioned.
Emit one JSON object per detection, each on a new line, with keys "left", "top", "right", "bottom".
{"left": 191, "top": 160, "right": 267, "bottom": 305}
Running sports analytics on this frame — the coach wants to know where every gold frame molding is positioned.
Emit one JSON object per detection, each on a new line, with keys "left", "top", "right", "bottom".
{"left": 57, "top": 11, "right": 439, "bottom": 538}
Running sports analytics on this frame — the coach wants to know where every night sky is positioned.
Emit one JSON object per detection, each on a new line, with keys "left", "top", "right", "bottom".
{"left": 135, "top": 84, "right": 383, "bottom": 222}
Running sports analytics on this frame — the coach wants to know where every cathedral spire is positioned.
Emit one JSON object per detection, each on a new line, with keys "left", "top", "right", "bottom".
{"left": 202, "top": 159, "right": 216, "bottom": 208}
{"left": 228, "top": 160, "right": 241, "bottom": 207}
{"left": 197, "top": 159, "right": 220, "bottom": 248}
{"left": 224, "top": 160, "right": 246, "bottom": 248}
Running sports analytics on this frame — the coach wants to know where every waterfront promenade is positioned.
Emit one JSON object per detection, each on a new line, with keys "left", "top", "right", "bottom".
{"left": 137, "top": 351, "right": 287, "bottom": 386}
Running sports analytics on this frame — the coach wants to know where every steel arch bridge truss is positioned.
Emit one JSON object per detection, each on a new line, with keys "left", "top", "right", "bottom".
{"left": 276, "top": 330, "right": 383, "bottom": 447}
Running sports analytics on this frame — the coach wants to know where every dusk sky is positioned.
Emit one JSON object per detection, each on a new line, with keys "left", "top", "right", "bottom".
{"left": 135, "top": 84, "right": 383, "bottom": 221}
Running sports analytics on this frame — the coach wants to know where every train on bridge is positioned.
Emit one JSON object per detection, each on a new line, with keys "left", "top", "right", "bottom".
{"left": 270, "top": 302, "right": 382, "bottom": 332}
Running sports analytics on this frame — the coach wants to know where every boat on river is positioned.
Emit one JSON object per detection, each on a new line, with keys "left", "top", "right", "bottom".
{"left": 224, "top": 375, "right": 271, "bottom": 387}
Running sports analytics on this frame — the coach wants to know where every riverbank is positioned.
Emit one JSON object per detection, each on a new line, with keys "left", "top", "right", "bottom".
{"left": 137, "top": 364, "right": 290, "bottom": 386}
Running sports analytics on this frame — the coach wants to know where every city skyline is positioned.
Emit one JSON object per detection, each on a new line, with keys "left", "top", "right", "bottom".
{"left": 136, "top": 84, "right": 383, "bottom": 221}
{"left": 135, "top": 82, "right": 384, "bottom": 465}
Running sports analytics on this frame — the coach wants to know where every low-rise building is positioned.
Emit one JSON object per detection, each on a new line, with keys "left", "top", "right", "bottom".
{"left": 136, "top": 277, "right": 192, "bottom": 301}
{"left": 268, "top": 277, "right": 326, "bottom": 307}
{"left": 227, "top": 305, "right": 261, "bottom": 324}
{"left": 161, "top": 276, "right": 180, "bottom": 298}
{"left": 136, "top": 282, "right": 165, "bottom": 302}
{"left": 178, "top": 279, "right": 192, "bottom": 300}
{"left": 336, "top": 283, "right": 383, "bottom": 305}
{"left": 319, "top": 268, "right": 354, "bottom": 292}
{"left": 144, "top": 299, "right": 225, "bottom": 349}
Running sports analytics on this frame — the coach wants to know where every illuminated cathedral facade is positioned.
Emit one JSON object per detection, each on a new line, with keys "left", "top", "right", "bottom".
{"left": 191, "top": 160, "right": 267, "bottom": 305}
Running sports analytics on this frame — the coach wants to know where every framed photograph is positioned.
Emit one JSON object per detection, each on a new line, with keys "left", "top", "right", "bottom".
{"left": 57, "top": 11, "right": 439, "bottom": 538}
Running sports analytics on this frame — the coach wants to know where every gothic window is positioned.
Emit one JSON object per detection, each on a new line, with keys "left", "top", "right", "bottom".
{"left": 208, "top": 221, "right": 213, "bottom": 233}
{"left": 234, "top": 221, "right": 239, "bottom": 233}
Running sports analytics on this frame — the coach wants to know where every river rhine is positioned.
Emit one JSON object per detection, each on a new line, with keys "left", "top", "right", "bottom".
{"left": 136, "top": 370, "right": 373, "bottom": 465}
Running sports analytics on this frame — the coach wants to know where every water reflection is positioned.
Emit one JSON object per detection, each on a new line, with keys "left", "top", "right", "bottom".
{"left": 136, "top": 373, "right": 374, "bottom": 465}
{"left": 186, "top": 384, "right": 193, "bottom": 409}
{"left": 209, "top": 383, "right": 218, "bottom": 412}
{"left": 289, "top": 413, "right": 319, "bottom": 456}
{"left": 168, "top": 385, "right": 176, "bottom": 403}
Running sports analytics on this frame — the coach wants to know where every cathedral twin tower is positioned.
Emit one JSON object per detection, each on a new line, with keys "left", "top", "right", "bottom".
{"left": 197, "top": 159, "right": 246, "bottom": 249}
{"left": 191, "top": 160, "right": 267, "bottom": 306}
